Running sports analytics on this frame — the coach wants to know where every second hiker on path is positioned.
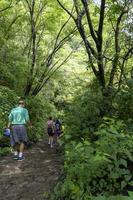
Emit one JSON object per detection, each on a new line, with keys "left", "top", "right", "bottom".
{"left": 46, "top": 117, "right": 55, "bottom": 148}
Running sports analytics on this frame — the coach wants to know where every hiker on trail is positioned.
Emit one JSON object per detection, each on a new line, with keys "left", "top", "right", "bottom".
{"left": 46, "top": 117, "right": 55, "bottom": 148}
{"left": 7, "top": 100, "right": 32, "bottom": 161}
{"left": 54, "top": 119, "right": 62, "bottom": 139}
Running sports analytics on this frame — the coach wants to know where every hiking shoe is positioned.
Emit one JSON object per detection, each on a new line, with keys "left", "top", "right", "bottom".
{"left": 13, "top": 155, "right": 18, "bottom": 160}
{"left": 18, "top": 156, "right": 25, "bottom": 161}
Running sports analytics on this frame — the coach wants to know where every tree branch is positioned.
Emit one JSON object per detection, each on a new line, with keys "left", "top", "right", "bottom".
{"left": 81, "top": 0, "right": 98, "bottom": 43}
{"left": 32, "top": 51, "right": 73, "bottom": 96}
{"left": 6, "top": 15, "right": 21, "bottom": 39}
{"left": 98, "top": 0, "right": 106, "bottom": 42}
{"left": 0, "top": 1, "right": 12, "bottom": 13}
{"left": 108, "top": 9, "right": 128, "bottom": 86}
{"left": 57, "top": 0, "right": 76, "bottom": 21}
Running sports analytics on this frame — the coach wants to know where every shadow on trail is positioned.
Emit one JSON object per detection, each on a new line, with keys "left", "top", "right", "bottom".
{"left": 0, "top": 140, "right": 62, "bottom": 200}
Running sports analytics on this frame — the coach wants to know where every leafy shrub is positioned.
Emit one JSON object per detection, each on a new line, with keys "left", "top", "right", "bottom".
{"left": 53, "top": 118, "right": 133, "bottom": 199}
{"left": 0, "top": 136, "right": 10, "bottom": 148}
{"left": 52, "top": 192, "right": 133, "bottom": 200}
{"left": 0, "top": 86, "right": 18, "bottom": 137}
{"left": 0, "top": 147, "right": 11, "bottom": 157}
{"left": 115, "top": 79, "right": 133, "bottom": 119}
{"left": 63, "top": 88, "right": 103, "bottom": 142}
{"left": 90, "top": 192, "right": 133, "bottom": 200}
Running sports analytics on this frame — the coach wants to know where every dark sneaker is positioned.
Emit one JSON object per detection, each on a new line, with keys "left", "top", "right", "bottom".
{"left": 18, "top": 156, "right": 25, "bottom": 161}
{"left": 13, "top": 155, "right": 18, "bottom": 160}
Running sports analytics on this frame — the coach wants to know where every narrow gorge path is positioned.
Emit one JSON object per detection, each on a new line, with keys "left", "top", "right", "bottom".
{"left": 0, "top": 140, "right": 62, "bottom": 200}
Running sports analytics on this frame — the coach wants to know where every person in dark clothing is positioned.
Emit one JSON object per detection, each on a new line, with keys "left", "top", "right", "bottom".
{"left": 54, "top": 119, "right": 62, "bottom": 138}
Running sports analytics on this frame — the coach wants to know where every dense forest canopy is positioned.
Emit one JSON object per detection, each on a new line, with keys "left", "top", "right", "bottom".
{"left": 0, "top": 0, "right": 132, "bottom": 97}
{"left": 58, "top": 0, "right": 133, "bottom": 92}
{"left": 0, "top": 0, "right": 133, "bottom": 199}
{"left": 0, "top": 0, "right": 78, "bottom": 95}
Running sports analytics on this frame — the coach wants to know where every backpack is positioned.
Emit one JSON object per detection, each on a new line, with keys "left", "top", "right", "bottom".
{"left": 55, "top": 123, "right": 61, "bottom": 131}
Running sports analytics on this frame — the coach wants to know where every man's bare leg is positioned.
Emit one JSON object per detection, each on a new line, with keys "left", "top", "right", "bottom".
{"left": 18, "top": 143, "right": 25, "bottom": 160}
{"left": 13, "top": 144, "right": 19, "bottom": 159}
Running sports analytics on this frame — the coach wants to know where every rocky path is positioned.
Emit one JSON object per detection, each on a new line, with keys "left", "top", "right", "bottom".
{"left": 0, "top": 140, "right": 62, "bottom": 200}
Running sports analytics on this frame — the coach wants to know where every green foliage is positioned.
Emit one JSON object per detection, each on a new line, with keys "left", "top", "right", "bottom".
{"left": 62, "top": 84, "right": 103, "bottom": 142}
{"left": 90, "top": 192, "right": 133, "bottom": 200}
{"left": 0, "top": 136, "right": 10, "bottom": 148}
{"left": 0, "top": 86, "right": 18, "bottom": 150}
{"left": 53, "top": 118, "right": 133, "bottom": 199}
{"left": 0, "top": 86, "right": 18, "bottom": 136}
{"left": 52, "top": 192, "right": 133, "bottom": 200}
{"left": 0, "top": 147, "right": 11, "bottom": 157}
{"left": 116, "top": 79, "right": 133, "bottom": 119}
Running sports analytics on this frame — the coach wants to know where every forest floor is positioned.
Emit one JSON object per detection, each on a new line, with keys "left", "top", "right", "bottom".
{"left": 0, "top": 139, "right": 62, "bottom": 200}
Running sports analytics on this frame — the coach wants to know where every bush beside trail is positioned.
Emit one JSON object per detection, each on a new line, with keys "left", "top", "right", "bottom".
{"left": 53, "top": 118, "right": 133, "bottom": 199}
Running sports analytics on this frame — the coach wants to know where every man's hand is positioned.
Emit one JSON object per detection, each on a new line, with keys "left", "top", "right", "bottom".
{"left": 7, "top": 122, "right": 11, "bottom": 129}
{"left": 29, "top": 125, "right": 33, "bottom": 129}
{"left": 27, "top": 121, "right": 33, "bottom": 129}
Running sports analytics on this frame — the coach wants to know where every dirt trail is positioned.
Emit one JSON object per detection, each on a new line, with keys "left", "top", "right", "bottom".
{"left": 0, "top": 140, "right": 62, "bottom": 200}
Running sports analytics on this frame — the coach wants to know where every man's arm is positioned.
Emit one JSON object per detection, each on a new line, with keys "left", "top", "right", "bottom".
{"left": 27, "top": 120, "right": 32, "bottom": 128}
{"left": 7, "top": 122, "right": 11, "bottom": 129}
{"left": 7, "top": 112, "right": 13, "bottom": 128}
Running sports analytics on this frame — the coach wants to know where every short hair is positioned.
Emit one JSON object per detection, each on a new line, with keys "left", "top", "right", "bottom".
{"left": 18, "top": 100, "right": 25, "bottom": 105}
{"left": 49, "top": 116, "right": 52, "bottom": 120}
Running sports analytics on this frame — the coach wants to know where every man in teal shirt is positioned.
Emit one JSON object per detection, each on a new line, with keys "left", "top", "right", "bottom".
{"left": 8, "top": 100, "right": 31, "bottom": 161}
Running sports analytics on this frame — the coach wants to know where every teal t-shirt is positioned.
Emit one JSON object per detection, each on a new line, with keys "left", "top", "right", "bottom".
{"left": 8, "top": 107, "right": 29, "bottom": 125}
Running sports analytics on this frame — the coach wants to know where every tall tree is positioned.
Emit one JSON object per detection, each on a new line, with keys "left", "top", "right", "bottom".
{"left": 57, "top": 0, "right": 133, "bottom": 95}
{"left": 0, "top": 0, "right": 78, "bottom": 96}
{"left": 22, "top": 0, "right": 77, "bottom": 96}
